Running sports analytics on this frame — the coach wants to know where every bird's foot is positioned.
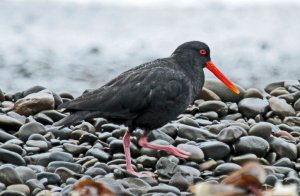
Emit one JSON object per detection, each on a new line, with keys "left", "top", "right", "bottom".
{"left": 127, "top": 168, "right": 157, "bottom": 177}
{"left": 138, "top": 136, "right": 190, "bottom": 159}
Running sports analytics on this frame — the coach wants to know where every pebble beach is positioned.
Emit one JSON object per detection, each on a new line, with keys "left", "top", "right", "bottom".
{"left": 0, "top": 79, "right": 300, "bottom": 195}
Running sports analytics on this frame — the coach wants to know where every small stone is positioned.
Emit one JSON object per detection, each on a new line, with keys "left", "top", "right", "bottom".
{"left": 232, "top": 154, "right": 259, "bottom": 165}
{"left": 177, "top": 117, "right": 199, "bottom": 128}
{"left": 265, "top": 81, "right": 284, "bottom": 94}
{"left": 136, "top": 155, "right": 157, "bottom": 168}
{"left": 169, "top": 172, "right": 189, "bottom": 191}
{"left": 54, "top": 167, "right": 77, "bottom": 183}
{"left": 177, "top": 124, "right": 216, "bottom": 141}
{"left": 204, "top": 79, "right": 245, "bottom": 102}
{"left": 248, "top": 122, "right": 273, "bottom": 140}
{"left": 156, "top": 157, "right": 179, "bottom": 179}
{"left": 294, "top": 98, "right": 300, "bottom": 111}
{"left": 269, "top": 97, "right": 296, "bottom": 118}
{"left": 177, "top": 144, "right": 204, "bottom": 162}
{"left": 269, "top": 137, "right": 297, "bottom": 161}
{"left": 7, "top": 184, "right": 30, "bottom": 196}
{"left": 84, "top": 167, "right": 107, "bottom": 177}
{"left": 273, "top": 157, "right": 293, "bottom": 168}
{"left": 1, "top": 143, "right": 24, "bottom": 155}
{"left": 47, "top": 161, "right": 82, "bottom": 173}
{"left": 283, "top": 117, "right": 300, "bottom": 126}
{"left": 0, "top": 129, "right": 17, "bottom": 142}
{"left": 0, "top": 148, "right": 26, "bottom": 165}
{"left": 217, "top": 126, "right": 246, "bottom": 143}
{"left": 37, "top": 172, "right": 60, "bottom": 185}
{"left": 265, "top": 175, "right": 278, "bottom": 186}
{"left": 234, "top": 136, "right": 269, "bottom": 157}
{"left": 199, "top": 141, "right": 230, "bottom": 160}
{"left": 147, "top": 183, "right": 180, "bottom": 195}
{"left": 33, "top": 113, "right": 53, "bottom": 125}
{"left": 25, "top": 179, "right": 45, "bottom": 191}
{"left": 238, "top": 98, "right": 269, "bottom": 118}
{"left": 196, "top": 87, "right": 221, "bottom": 101}
{"left": 13, "top": 89, "right": 55, "bottom": 116}
{"left": 244, "top": 88, "right": 264, "bottom": 99}
{"left": 63, "top": 143, "right": 89, "bottom": 155}
{"left": 18, "top": 122, "right": 46, "bottom": 141}
{"left": 86, "top": 148, "right": 111, "bottom": 162}
{"left": 198, "top": 100, "right": 228, "bottom": 116}
{"left": 199, "top": 160, "right": 217, "bottom": 171}
{"left": 270, "top": 88, "right": 290, "bottom": 96}
{"left": 0, "top": 115, "right": 23, "bottom": 130}
{"left": 26, "top": 140, "right": 49, "bottom": 152}
{"left": 214, "top": 163, "right": 241, "bottom": 176}
{"left": 0, "top": 190, "right": 26, "bottom": 196}
{"left": 0, "top": 166, "right": 23, "bottom": 185}
{"left": 49, "top": 151, "right": 74, "bottom": 163}
{"left": 159, "top": 124, "right": 178, "bottom": 139}
{"left": 15, "top": 166, "right": 37, "bottom": 183}
{"left": 121, "top": 177, "right": 151, "bottom": 190}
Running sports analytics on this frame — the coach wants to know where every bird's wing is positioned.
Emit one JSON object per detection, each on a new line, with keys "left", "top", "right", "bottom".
{"left": 58, "top": 59, "right": 191, "bottom": 120}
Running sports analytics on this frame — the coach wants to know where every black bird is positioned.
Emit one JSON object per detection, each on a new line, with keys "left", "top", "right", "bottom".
{"left": 55, "top": 41, "right": 240, "bottom": 176}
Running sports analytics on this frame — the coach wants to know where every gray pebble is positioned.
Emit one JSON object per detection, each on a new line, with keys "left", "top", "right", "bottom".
{"left": 204, "top": 80, "right": 245, "bottom": 102}
{"left": 244, "top": 88, "right": 264, "bottom": 99}
{"left": 238, "top": 98, "right": 269, "bottom": 118}
{"left": 273, "top": 157, "right": 293, "bottom": 168}
{"left": 283, "top": 117, "right": 300, "bottom": 126}
{"left": 217, "top": 126, "right": 246, "bottom": 143}
{"left": 177, "top": 124, "right": 216, "bottom": 141}
{"left": 37, "top": 172, "right": 60, "bottom": 185}
{"left": 147, "top": 183, "right": 180, "bottom": 195}
{"left": 18, "top": 122, "right": 46, "bottom": 141}
{"left": 15, "top": 166, "right": 37, "bottom": 182}
{"left": 199, "top": 141, "right": 230, "bottom": 160}
{"left": 109, "top": 139, "right": 139, "bottom": 157}
{"left": 248, "top": 122, "right": 273, "bottom": 140}
{"left": 169, "top": 172, "right": 189, "bottom": 191}
{"left": 177, "top": 144, "right": 204, "bottom": 162}
{"left": 47, "top": 161, "right": 82, "bottom": 173}
{"left": 198, "top": 100, "right": 228, "bottom": 116}
{"left": 136, "top": 155, "right": 157, "bottom": 168}
{"left": 214, "top": 163, "right": 241, "bottom": 176}
{"left": 0, "top": 166, "right": 23, "bottom": 185}
{"left": 234, "top": 136, "right": 269, "bottom": 157}
{"left": 264, "top": 81, "right": 284, "bottom": 94}
{"left": 0, "top": 148, "right": 26, "bottom": 166}
{"left": 269, "top": 97, "right": 296, "bottom": 118}
{"left": 6, "top": 184, "right": 30, "bottom": 196}
{"left": 63, "top": 143, "right": 89, "bottom": 155}
{"left": 0, "top": 129, "right": 17, "bottom": 143}
{"left": 269, "top": 137, "right": 297, "bottom": 160}
{"left": 86, "top": 147, "right": 111, "bottom": 162}
{"left": 0, "top": 115, "right": 23, "bottom": 131}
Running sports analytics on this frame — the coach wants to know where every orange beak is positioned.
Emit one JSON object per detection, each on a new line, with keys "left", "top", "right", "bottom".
{"left": 206, "top": 61, "right": 240, "bottom": 94}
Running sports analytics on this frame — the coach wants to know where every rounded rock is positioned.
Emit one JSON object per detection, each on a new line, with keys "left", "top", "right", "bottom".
{"left": 214, "top": 163, "right": 241, "bottom": 176}
{"left": 244, "top": 88, "right": 264, "bottom": 99}
{"left": 248, "top": 122, "right": 273, "bottom": 140}
{"left": 238, "top": 98, "right": 269, "bottom": 118}
{"left": 0, "top": 148, "right": 26, "bottom": 166}
{"left": 198, "top": 100, "right": 228, "bottom": 116}
{"left": 217, "top": 126, "right": 246, "bottom": 143}
{"left": 269, "top": 97, "right": 296, "bottom": 118}
{"left": 234, "top": 136, "right": 269, "bottom": 157}
{"left": 199, "top": 141, "right": 230, "bottom": 160}
{"left": 177, "top": 144, "right": 204, "bottom": 162}
{"left": 7, "top": 184, "right": 30, "bottom": 196}
{"left": 18, "top": 122, "right": 46, "bottom": 141}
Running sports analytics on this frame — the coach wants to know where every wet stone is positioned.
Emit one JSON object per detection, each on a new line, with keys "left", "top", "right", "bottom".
{"left": 214, "top": 163, "right": 241, "bottom": 176}
{"left": 13, "top": 89, "right": 55, "bottom": 116}
{"left": 269, "top": 97, "right": 296, "bottom": 118}
{"left": 18, "top": 122, "right": 46, "bottom": 141}
{"left": 15, "top": 166, "right": 37, "bottom": 183}
{"left": 204, "top": 80, "right": 245, "bottom": 102}
{"left": 0, "top": 115, "right": 23, "bottom": 130}
{"left": 136, "top": 155, "right": 157, "bottom": 168}
{"left": 177, "top": 124, "right": 216, "bottom": 141}
{"left": 238, "top": 98, "right": 269, "bottom": 118}
{"left": 199, "top": 141, "right": 230, "bottom": 160}
{"left": 0, "top": 166, "right": 23, "bottom": 185}
{"left": 6, "top": 184, "right": 30, "bottom": 196}
{"left": 0, "top": 148, "right": 26, "bottom": 166}
{"left": 198, "top": 100, "right": 228, "bottom": 116}
{"left": 244, "top": 88, "right": 264, "bottom": 99}
{"left": 248, "top": 122, "right": 273, "bottom": 140}
{"left": 147, "top": 183, "right": 181, "bottom": 195}
{"left": 177, "top": 144, "right": 204, "bottom": 162}
{"left": 269, "top": 137, "right": 297, "bottom": 161}
{"left": 47, "top": 161, "right": 82, "bottom": 173}
{"left": 37, "top": 172, "right": 60, "bottom": 185}
{"left": 234, "top": 136, "right": 269, "bottom": 157}
{"left": 217, "top": 126, "right": 246, "bottom": 143}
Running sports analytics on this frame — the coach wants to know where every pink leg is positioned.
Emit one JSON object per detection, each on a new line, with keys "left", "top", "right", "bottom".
{"left": 123, "top": 130, "right": 156, "bottom": 176}
{"left": 138, "top": 136, "right": 190, "bottom": 158}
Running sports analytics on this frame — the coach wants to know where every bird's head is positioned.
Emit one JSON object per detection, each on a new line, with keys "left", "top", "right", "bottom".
{"left": 173, "top": 41, "right": 240, "bottom": 94}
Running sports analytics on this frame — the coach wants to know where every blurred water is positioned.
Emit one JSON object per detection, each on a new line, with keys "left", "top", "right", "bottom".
{"left": 0, "top": 0, "right": 299, "bottom": 95}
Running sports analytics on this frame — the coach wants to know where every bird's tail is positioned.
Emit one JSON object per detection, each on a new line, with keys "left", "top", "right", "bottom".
{"left": 53, "top": 111, "right": 91, "bottom": 129}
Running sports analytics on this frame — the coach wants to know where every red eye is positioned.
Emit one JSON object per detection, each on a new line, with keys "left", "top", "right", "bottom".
{"left": 199, "top": 49, "right": 207, "bottom": 55}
